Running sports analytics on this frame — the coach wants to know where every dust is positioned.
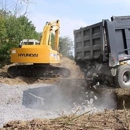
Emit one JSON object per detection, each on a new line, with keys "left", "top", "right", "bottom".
{"left": 59, "top": 57, "right": 117, "bottom": 110}
{"left": 0, "top": 57, "right": 117, "bottom": 114}
{"left": 59, "top": 57, "right": 84, "bottom": 79}
{"left": 22, "top": 79, "right": 117, "bottom": 116}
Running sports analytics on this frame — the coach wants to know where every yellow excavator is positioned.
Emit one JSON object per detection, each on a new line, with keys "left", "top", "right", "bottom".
{"left": 7, "top": 20, "right": 70, "bottom": 78}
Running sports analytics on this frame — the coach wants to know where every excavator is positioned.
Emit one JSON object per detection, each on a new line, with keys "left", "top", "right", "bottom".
{"left": 7, "top": 20, "right": 71, "bottom": 78}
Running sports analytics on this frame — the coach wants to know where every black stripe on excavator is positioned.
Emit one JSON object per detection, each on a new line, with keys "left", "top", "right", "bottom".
{"left": 18, "top": 54, "right": 38, "bottom": 57}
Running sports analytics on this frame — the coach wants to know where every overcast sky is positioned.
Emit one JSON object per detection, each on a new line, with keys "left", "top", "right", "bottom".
{"left": 3, "top": 0, "right": 130, "bottom": 40}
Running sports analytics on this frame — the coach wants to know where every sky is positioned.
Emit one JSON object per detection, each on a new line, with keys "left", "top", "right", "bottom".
{"left": 2, "top": 0, "right": 130, "bottom": 40}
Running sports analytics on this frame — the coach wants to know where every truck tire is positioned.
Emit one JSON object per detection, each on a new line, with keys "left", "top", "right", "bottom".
{"left": 115, "top": 65, "right": 130, "bottom": 88}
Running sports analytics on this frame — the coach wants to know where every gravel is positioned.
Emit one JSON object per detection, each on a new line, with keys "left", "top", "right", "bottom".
{"left": 0, "top": 83, "right": 92, "bottom": 127}
{"left": 0, "top": 82, "right": 117, "bottom": 128}
{"left": 0, "top": 83, "right": 63, "bottom": 127}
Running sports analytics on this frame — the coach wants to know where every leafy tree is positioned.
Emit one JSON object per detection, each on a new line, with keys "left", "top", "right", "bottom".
{"left": 18, "top": 16, "right": 34, "bottom": 38}
{"left": 4, "top": 15, "right": 40, "bottom": 43}
{"left": 0, "top": 15, "right": 7, "bottom": 44}
{"left": 50, "top": 34, "right": 74, "bottom": 59}
{"left": 0, "top": 42, "right": 17, "bottom": 67}
{"left": 59, "top": 36, "right": 74, "bottom": 59}
{"left": 50, "top": 33, "right": 55, "bottom": 49}
{"left": 5, "top": 15, "right": 20, "bottom": 43}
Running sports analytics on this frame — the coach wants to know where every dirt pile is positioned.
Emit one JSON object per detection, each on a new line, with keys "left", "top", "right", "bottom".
{"left": 1, "top": 109, "right": 130, "bottom": 130}
{"left": 59, "top": 57, "right": 84, "bottom": 79}
{"left": 0, "top": 57, "right": 84, "bottom": 85}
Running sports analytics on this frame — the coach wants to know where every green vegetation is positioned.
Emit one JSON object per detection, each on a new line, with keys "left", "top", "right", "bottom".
{"left": 51, "top": 34, "right": 74, "bottom": 59}
{"left": 59, "top": 36, "right": 74, "bottom": 59}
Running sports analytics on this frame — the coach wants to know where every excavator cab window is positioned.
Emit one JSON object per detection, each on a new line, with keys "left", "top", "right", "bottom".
{"left": 19, "top": 39, "right": 40, "bottom": 47}
{"left": 24, "top": 42, "right": 34, "bottom": 45}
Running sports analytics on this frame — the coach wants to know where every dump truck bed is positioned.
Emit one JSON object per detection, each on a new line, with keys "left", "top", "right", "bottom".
{"left": 74, "top": 16, "right": 130, "bottom": 66}
{"left": 74, "top": 22, "right": 104, "bottom": 61}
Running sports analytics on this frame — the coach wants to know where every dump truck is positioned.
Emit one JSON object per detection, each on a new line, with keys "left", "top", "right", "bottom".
{"left": 7, "top": 20, "right": 70, "bottom": 78}
{"left": 74, "top": 16, "right": 130, "bottom": 88}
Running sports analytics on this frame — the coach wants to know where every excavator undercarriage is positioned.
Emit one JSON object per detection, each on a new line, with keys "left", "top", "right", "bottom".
{"left": 8, "top": 64, "right": 70, "bottom": 78}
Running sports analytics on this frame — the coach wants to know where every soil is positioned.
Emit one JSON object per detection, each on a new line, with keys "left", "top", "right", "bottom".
{"left": 0, "top": 57, "right": 130, "bottom": 130}
{"left": 1, "top": 109, "right": 130, "bottom": 130}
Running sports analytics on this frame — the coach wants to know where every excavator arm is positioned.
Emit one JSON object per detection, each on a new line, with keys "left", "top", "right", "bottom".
{"left": 40, "top": 20, "right": 60, "bottom": 51}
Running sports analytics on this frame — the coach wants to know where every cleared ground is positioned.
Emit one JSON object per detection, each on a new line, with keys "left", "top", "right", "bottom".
{"left": 0, "top": 57, "right": 130, "bottom": 130}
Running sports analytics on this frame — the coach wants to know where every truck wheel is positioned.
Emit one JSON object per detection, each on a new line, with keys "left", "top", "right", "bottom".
{"left": 115, "top": 65, "right": 130, "bottom": 88}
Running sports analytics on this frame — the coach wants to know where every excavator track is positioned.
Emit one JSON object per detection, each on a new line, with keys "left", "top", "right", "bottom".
{"left": 7, "top": 64, "right": 71, "bottom": 78}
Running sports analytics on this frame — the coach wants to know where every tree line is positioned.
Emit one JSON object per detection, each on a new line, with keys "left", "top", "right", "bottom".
{"left": 0, "top": 2, "right": 73, "bottom": 67}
